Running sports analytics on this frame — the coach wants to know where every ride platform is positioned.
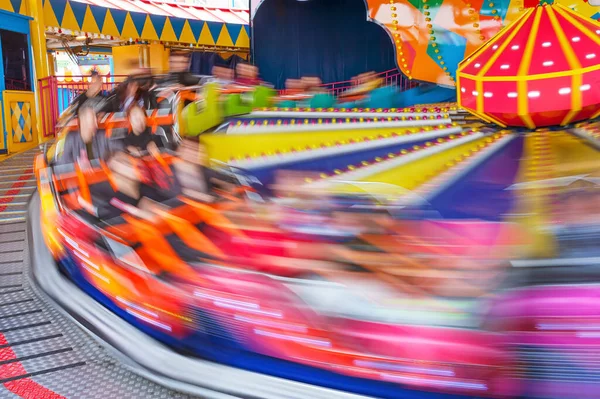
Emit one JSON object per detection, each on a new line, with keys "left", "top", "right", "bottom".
{"left": 0, "top": 149, "right": 194, "bottom": 398}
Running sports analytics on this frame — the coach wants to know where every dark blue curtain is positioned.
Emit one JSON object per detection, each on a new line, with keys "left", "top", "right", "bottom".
{"left": 253, "top": 0, "right": 398, "bottom": 89}
{"left": 190, "top": 52, "right": 246, "bottom": 75}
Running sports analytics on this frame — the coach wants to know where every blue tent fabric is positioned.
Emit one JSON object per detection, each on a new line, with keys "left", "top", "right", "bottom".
{"left": 252, "top": 0, "right": 399, "bottom": 89}
{"left": 190, "top": 52, "right": 246, "bottom": 76}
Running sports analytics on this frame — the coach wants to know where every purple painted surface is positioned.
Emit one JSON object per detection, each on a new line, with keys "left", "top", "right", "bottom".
{"left": 429, "top": 135, "right": 524, "bottom": 221}
{"left": 490, "top": 285, "right": 600, "bottom": 319}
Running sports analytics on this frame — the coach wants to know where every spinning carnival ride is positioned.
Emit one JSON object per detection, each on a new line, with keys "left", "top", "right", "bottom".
{"left": 30, "top": 3, "right": 600, "bottom": 399}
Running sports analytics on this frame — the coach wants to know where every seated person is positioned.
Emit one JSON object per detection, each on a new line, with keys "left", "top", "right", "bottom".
{"left": 552, "top": 184, "right": 600, "bottom": 257}
{"left": 156, "top": 51, "right": 200, "bottom": 87}
{"left": 124, "top": 105, "right": 164, "bottom": 154}
{"left": 284, "top": 78, "right": 307, "bottom": 94}
{"left": 165, "top": 138, "right": 237, "bottom": 204}
{"left": 72, "top": 71, "right": 105, "bottom": 114}
{"left": 78, "top": 151, "right": 157, "bottom": 222}
{"left": 58, "top": 106, "right": 116, "bottom": 165}
{"left": 300, "top": 76, "right": 325, "bottom": 93}
{"left": 212, "top": 66, "right": 234, "bottom": 85}
{"left": 235, "top": 63, "right": 260, "bottom": 86}
{"left": 102, "top": 66, "right": 156, "bottom": 113}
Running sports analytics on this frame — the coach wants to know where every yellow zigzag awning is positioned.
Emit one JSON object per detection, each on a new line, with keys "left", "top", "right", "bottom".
{"left": 43, "top": 0, "right": 250, "bottom": 49}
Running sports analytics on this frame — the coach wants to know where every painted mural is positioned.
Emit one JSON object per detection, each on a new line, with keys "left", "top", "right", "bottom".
{"left": 367, "top": 0, "right": 600, "bottom": 85}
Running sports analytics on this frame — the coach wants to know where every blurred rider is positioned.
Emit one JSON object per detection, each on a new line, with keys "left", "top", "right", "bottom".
{"left": 124, "top": 105, "right": 164, "bottom": 154}
{"left": 59, "top": 106, "right": 115, "bottom": 165}
{"left": 165, "top": 138, "right": 235, "bottom": 203}
{"left": 235, "top": 63, "right": 260, "bottom": 86}
{"left": 103, "top": 64, "right": 155, "bottom": 112}
{"left": 212, "top": 66, "right": 235, "bottom": 85}
{"left": 157, "top": 50, "right": 200, "bottom": 87}
{"left": 72, "top": 71, "right": 105, "bottom": 114}
{"left": 79, "top": 151, "right": 157, "bottom": 222}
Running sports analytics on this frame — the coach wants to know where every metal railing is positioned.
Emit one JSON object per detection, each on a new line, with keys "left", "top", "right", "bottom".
{"left": 279, "top": 69, "right": 419, "bottom": 96}
{"left": 38, "top": 70, "right": 418, "bottom": 137}
{"left": 37, "top": 75, "right": 126, "bottom": 138}
{"left": 319, "top": 69, "right": 419, "bottom": 96}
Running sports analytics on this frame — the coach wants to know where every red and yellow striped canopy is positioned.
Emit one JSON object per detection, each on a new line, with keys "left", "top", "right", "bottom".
{"left": 457, "top": 4, "right": 600, "bottom": 129}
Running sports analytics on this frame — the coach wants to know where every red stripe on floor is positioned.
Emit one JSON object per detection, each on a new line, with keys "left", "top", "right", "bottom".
{"left": 4, "top": 378, "right": 66, "bottom": 399}
{"left": 0, "top": 157, "right": 65, "bottom": 398}
{"left": 0, "top": 174, "right": 33, "bottom": 212}
{"left": 0, "top": 362, "right": 27, "bottom": 380}
{"left": 0, "top": 332, "right": 66, "bottom": 398}
{"left": 0, "top": 347, "right": 17, "bottom": 362}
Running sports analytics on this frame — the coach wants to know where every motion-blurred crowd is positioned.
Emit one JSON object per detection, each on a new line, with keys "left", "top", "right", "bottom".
{"left": 56, "top": 50, "right": 251, "bottom": 225}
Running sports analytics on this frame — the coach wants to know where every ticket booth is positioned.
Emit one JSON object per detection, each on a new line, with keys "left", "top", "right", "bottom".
{"left": 0, "top": 10, "right": 37, "bottom": 155}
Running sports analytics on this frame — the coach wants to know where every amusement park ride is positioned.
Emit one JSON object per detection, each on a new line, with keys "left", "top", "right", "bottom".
{"left": 8, "top": 1, "right": 600, "bottom": 399}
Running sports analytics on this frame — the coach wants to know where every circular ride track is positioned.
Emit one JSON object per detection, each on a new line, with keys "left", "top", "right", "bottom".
{"left": 0, "top": 150, "right": 192, "bottom": 399}
{"left": 12, "top": 104, "right": 600, "bottom": 399}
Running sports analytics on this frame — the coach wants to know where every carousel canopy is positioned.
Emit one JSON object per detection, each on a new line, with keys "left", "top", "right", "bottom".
{"left": 42, "top": 0, "right": 250, "bottom": 49}
{"left": 457, "top": 4, "right": 600, "bottom": 129}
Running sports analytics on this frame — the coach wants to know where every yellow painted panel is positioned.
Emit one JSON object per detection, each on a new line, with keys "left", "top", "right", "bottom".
{"left": 179, "top": 20, "right": 196, "bottom": 44}
{"left": 160, "top": 18, "right": 178, "bottom": 42}
{"left": 148, "top": 43, "right": 167, "bottom": 74}
{"left": 202, "top": 127, "right": 429, "bottom": 163}
{"left": 82, "top": 5, "right": 100, "bottom": 33}
{"left": 359, "top": 136, "right": 490, "bottom": 190}
{"left": 3, "top": 91, "right": 38, "bottom": 154}
{"left": 43, "top": 0, "right": 59, "bottom": 27}
{"left": 234, "top": 26, "right": 250, "bottom": 48}
{"left": 0, "top": 0, "right": 14, "bottom": 13}
{"left": 61, "top": 1, "right": 81, "bottom": 31}
{"left": 112, "top": 45, "right": 142, "bottom": 75}
{"left": 102, "top": 9, "right": 121, "bottom": 38}
{"left": 215, "top": 25, "right": 234, "bottom": 47}
{"left": 121, "top": 13, "right": 140, "bottom": 39}
{"left": 198, "top": 21, "right": 215, "bottom": 45}
{"left": 163, "top": 47, "right": 170, "bottom": 72}
{"left": 141, "top": 15, "right": 159, "bottom": 41}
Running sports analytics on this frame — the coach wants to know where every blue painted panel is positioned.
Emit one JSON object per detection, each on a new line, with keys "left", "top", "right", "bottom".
{"left": 0, "top": 9, "right": 32, "bottom": 32}
{"left": 429, "top": 136, "right": 524, "bottom": 221}
{"left": 249, "top": 137, "right": 439, "bottom": 187}
{"left": 57, "top": 88, "right": 78, "bottom": 115}
{"left": 0, "top": 10, "right": 31, "bottom": 151}
{"left": 426, "top": 24, "right": 466, "bottom": 80}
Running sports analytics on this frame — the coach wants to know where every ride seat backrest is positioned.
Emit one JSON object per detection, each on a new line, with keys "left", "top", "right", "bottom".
{"left": 108, "top": 127, "right": 127, "bottom": 151}
{"left": 154, "top": 126, "right": 168, "bottom": 147}
{"left": 99, "top": 112, "right": 126, "bottom": 138}
{"left": 153, "top": 208, "right": 224, "bottom": 258}
{"left": 156, "top": 96, "right": 172, "bottom": 110}
{"left": 121, "top": 214, "right": 200, "bottom": 279}
{"left": 180, "top": 198, "right": 245, "bottom": 238}
{"left": 59, "top": 161, "right": 116, "bottom": 215}
{"left": 88, "top": 179, "right": 117, "bottom": 205}
{"left": 109, "top": 127, "right": 128, "bottom": 140}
